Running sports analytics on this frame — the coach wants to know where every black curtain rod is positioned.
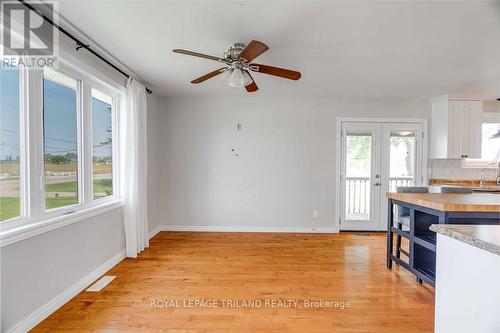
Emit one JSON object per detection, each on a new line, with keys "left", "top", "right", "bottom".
{"left": 17, "top": 0, "right": 152, "bottom": 94}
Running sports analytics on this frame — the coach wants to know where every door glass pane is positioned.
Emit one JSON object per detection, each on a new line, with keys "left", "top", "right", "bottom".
{"left": 0, "top": 64, "right": 21, "bottom": 221}
{"left": 43, "top": 67, "right": 79, "bottom": 210}
{"left": 389, "top": 132, "right": 415, "bottom": 192}
{"left": 345, "top": 134, "right": 371, "bottom": 220}
{"left": 91, "top": 89, "right": 113, "bottom": 199}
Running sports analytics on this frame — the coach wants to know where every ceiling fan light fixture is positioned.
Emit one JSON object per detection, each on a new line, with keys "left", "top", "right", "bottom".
{"left": 173, "top": 40, "right": 301, "bottom": 92}
{"left": 221, "top": 68, "right": 233, "bottom": 83}
{"left": 241, "top": 70, "right": 253, "bottom": 86}
{"left": 222, "top": 68, "right": 252, "bottom": 87}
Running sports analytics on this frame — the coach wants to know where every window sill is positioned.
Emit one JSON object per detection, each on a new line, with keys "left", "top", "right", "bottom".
{"left": 0, "top": 200, "right": 123, "bottom": 247}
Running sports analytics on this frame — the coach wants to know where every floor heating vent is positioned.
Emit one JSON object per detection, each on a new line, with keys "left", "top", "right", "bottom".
{"left": 355, "top": 233, "right": 372, "bottom": 237}
{"left": 86, "top": 275, "right": 116, "bottom": 292}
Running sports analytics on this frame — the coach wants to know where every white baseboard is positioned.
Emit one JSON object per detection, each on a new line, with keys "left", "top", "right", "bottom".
{"left": 149, "top": 224, "right": 339, "bottom": 234}
{"left": 7, "top": 249, "right": 126, "bottom": 333}
{"left": 148, "top": 225, "right": 164, "bottom": 239}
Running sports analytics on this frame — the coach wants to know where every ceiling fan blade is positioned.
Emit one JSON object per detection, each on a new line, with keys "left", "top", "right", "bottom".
{"left": 245, "top": 71, "right": 259, "bottom": 92}
{"left": 238, "top": 40, "right": 269, "bottom": 63}
{"left": 173, "top": 49, "right": 228, "bottom": 64}
{"left": 191, "top": 68, "right": 227, "bottom": 84}
{"left": 250, "top": 64, "right": 301, "bottom": 80}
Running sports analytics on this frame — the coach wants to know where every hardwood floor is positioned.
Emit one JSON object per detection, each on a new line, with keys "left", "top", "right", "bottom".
{"left": 33, "top": 232, "right": 434, "bottom": 332}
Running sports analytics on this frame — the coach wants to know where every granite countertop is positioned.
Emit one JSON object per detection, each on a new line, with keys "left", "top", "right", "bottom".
{"left": 430, "top": 224, "right": 500, "bottom": 256}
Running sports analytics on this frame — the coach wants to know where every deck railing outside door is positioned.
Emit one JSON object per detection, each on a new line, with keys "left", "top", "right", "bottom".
{"left": 345, "top": 176, "right": 413, "bottom": 219}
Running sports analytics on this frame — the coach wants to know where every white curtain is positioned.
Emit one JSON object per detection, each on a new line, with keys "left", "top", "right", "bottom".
{"left": 121, "top": 77, "right": 149, "bottom": 258}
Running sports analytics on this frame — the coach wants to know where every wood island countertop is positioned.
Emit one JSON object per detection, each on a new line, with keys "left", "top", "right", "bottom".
{"left": 386, "top": 192, "right": 500, "bottom": 212}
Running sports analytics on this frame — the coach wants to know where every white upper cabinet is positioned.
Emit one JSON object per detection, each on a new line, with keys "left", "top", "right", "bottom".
{"left": 431, "top": 96, "right": 483, "bottom": 159}
{"left": 463, "top": 101, "right": 483, "bottom": 158}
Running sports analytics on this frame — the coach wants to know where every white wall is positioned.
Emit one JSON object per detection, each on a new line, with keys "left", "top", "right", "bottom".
{"left": 0, "top": 29, "right": 147, "bottom": 332}
{"left": 0, "top": 208, "right": 124, "bottom": 332}
{"left": 149, "top": 96, "right": 430, "bottom": 232}
{"left": 147, "top": 93, "right": 164, "bottom": 232}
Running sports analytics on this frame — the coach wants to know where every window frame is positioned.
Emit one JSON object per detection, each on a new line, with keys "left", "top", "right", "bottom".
{"left": 42, "top": 65, "right": 83, "bottom": 214}
{"left": 0, "top": 56, "right": 124, "bottom": 234}
{"left": 0, "top": 53, "right": 28, "bottom": 230}
{"left": 89, "top": 83, "right": 120, "bottom": 204}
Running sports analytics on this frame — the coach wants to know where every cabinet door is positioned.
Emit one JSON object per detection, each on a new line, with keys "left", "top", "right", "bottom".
{"left": 464, "top": 101, "right": 483, "bottom": 159}
{"left": 447, "top": 101, "right": 465, "bottom": 158}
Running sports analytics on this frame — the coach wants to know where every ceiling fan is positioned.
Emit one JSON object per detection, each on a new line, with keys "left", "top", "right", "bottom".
{"left": 173, "top": 40, "right": 301, "bottom": 92}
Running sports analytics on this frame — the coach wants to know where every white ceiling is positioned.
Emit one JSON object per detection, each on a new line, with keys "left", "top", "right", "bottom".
{"left": 56, "top": 0, "right": 500, "bottom": 99}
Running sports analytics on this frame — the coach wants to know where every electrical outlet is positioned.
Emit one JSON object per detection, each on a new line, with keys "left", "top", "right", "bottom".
{"left": 312, "top": 210, "right": 319, "bottom": 218}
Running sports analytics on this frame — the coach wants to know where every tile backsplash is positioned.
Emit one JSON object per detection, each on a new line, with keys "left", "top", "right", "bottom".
{"left": 430, "top": 159, "right": 498, "bottom": 180}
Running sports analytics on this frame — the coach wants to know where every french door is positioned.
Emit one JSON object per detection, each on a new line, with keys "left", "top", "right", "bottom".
{"left": 339, "top": 121, "right": 424, "bottom": 231}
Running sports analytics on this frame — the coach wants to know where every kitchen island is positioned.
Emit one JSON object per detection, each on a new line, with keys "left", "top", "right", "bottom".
{"left": 431, "top": 225, "right": 500, "bottom": 333}
{"left": 386, "top": 192, "right": 500, "bottom": 286}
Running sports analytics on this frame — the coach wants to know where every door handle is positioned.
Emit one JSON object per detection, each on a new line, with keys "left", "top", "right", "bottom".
{"left": 374, "top": 182, "right": 381, "bottom": 186}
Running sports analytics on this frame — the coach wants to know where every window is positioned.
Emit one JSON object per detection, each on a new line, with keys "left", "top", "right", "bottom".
{"left": 389, "top": 132, "right": 416, "bottom": 191}
{"left": 43, "top": 67, "right": 79, "bottom": 210}
{"left": 463, "top": 114, "right": 500, "bottom": 168}
{"left": 91, "top": 89, "right": 113, "bottom": 199}
{"left": 345, "top": 134, "right": 372, "bottom": 220}
{"left": 0, "top": 59, "right": 121, "bottom": 235}
{"left": 481, "top": 123, "right": 500, "bottom": 162}
{"left": 0, "top": 64, "right": 21, "bottom": 221}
